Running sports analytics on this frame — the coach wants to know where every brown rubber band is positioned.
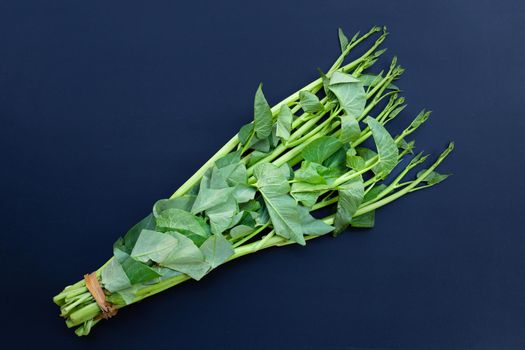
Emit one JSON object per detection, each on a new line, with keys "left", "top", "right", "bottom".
{"left": 84, "top": 272, "right": 118, "bottom": 319}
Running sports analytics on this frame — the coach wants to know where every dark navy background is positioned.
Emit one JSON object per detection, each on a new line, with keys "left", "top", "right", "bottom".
{"left": 2, "top": 1, "right": 524, "bottom": 349}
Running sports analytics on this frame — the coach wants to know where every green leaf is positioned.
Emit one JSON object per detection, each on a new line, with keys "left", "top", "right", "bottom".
{"left": 162, "top": 232, "right": 210, "bottom": 280}
{"left": 211, "top": 162, "right": 247, "bottom": 187}
{"left": 294, "top": 161, "right": 342, "bottom": 185}
{"left": 299, "top": 91, "right": 323, "bottom": 113}
{"left": 294, "top": 161, "right": 327, "bottom": 185}
{"left": 155, "top": 208, "right": 210, "bottom": 245}
{"left": 121, "top": 214, "right": 156, "bottom": 254}
{"left": 247, "top": 150, "right": 269, "bottom": 167}
{"left": 234, "top": 210, "right": 256, "bottom": 226}
{"left": 291, "top": 190, "right": 321, "bottom": 208}
{"left": 114, "top": 247, "right": 162, "bottom": 285}
{"left": 323, "top": 146, "right": 347, "bottom": 170}
{"left": 280, "top": 163, "right": 293, "bottom": 180}
{"left": 275, "top": 105, "right": 293, "bottom": 141}
{"left": 338, "top": 28, "right": 349, "bottom": 53}
{"left": 153, "top": 196, "right": 196, "bottom": 216}
{"left": 230, "top": 211, "right": 245, "bottom": 227}
{"left": 398, "top": 138, "right": 414, "bottom": 154}
{"left": 351, "top": 211, "right": 375, "bottom": 228}
{"left": 356, "top": 146, "right": 377, "bottom": 161}
{"left": 206, "top": 196, "right": 238, "bottom": 234}
{"left": 417, "top": 169, "right": 451, "bottom": 185}
{"left": 270, "top": 124, "right": 279, "bottom": 147}
{"left": 110, "top": 265, "right": 180, "bottom": 305}
{"left": 340, "top": 114, "right": 361, "bottom": 143}
{"left": 215, "top": 151, "right": 242, "bottom": 168}
{"left": 101, "top": 258, "right": 132, "bottom": 293}
{"left": 131, "top": 229, "right": 179, "bottom": 263}
{"left": 239, "top": 199, "right": 261, "bottom": 212}
{"left": 253, "top": 204, "right": 270, "bottom": 226}
{"left": 147, "top": 267, "right": 182, "bottom": 284}
{"left": 232, "top": 184, "right": 256, "bottom": 203}
{"left": 384, "top": 104, "right": 406, "bottom": 123}
{"left": 409, "top": 110, "right": 430, "bottom": 130}
{"left": 298, "top": 206, "right": 333, "bottom": 236}
{"left": 230, "top": 225, "right": 254, "bottom": 239}
{"left": 191, "top": 175, "right": 233, "bottom": 214}
{"left": 238, "top": 123, "right": 254, "bottom": 145}
{"left": 250, "top": 135, "right": 271, "bottom": 152}
{"left": 254, "top": 84, "right": 273, "bottom": 139}
{"left": 334, "top": 177, "right": 365, "bottom": 235}
{"left": 318, "top": 68, "right": 336, "bottom": 100}
{"left": 200, "top": 234, "right": 234, "bottom": 269}
{"left": 254, "top": 163, "right": 305, "bottom": 245}
{"left": 328, "top": 72, "right": 366, "bottom": 118}
{"left": 209, "top": 166, "right": 229, "bottom": 188}
{"left": 254, "top": 163, "right": 291, "bottom": 194}
{"left": 330, "top": 71, "right": 361, "bottom": 84}
{"left": 262, "top": 192, "right": 305, "bottom": 245}
{"left": 365, "top": 117, "right": 399, "bottom": 176}
{"left": 302, "top": 136, "right": 343, "bottom": 164}
{"left": 346, "top": 154, "right": 366, "bottom": 171}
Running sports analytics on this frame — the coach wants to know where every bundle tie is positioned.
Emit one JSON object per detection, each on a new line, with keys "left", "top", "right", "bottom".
{"left": 84, "top": 272, "right": 118, "bottom": 319}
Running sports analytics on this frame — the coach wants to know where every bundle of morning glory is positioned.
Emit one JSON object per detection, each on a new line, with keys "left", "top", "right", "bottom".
{"left": 53, "top": 26, "right": 453, "bottom": 336}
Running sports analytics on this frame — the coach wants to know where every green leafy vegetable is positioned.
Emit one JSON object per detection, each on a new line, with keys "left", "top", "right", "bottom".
{"left": 417, "top": 169, "right": 451, "bottom": 185}
{"left": 191, "top": 186, "right": 232, "bottom": 214}
{"left": 160, "top": 232, "right": 210, "bottom": 280}
{"left": 232, "top": 184, "right": 256, "bottom": 203}
{"left": 328, "top": 71, "right": 366, "bottom": 118}
{"left": 114, "top": 246, "right": 161, "bottom": 286}
{"left": 302, "top": 136, "right": 343, "bottom": 164}
{"left": 350, "top": 211, "right": 375, "bottom": 228}
{"left": 54, "top": 26, "right": 454, "bottom": 337}
{"left": 254, "top": 163, "right": 305, "bottom": 245}
{"left": 346, "top": 153, "right": 366, "bottom": 171}
{"left": 275, "top": 105, "right": 293, "bottom": 141}
{"left": 155, "top": 208, "right": 210, "bottom": 245}
{"left": 131, "top": 229, "right": 178, "bottom": 263}
{"left": 334, "top": 177, "right": 365, "bottom": 234}
{"left": 201, "top": 234, "right": 234, "bottom": 268}
{"left": 206, "top": 196, "right": 238, "bottom": 234}
{"left": 153, "top": 196, "right": 196, "bottom": 216}
{"left": 299, "top": 91, "right": 323, "bottom": 113}
{"left": 298, "top": 206, "right": 333, "bottom": 236}
{"left": 338, "top": 28, "right": 349, "bottom": 53}
{"left": 254, "top": 84, "right": 273, "bottom": 139}
{"left": 238, "top": 123, "right": 254, "bottom": 145}
{"left": 229, "top": 225, "right": 254, "bottom": 239}
{"left": 340, "top": 114, "right": 361, "bottom": 143}
{"left": 101, "top": 258, "right": 132, "bottom": 293}
{"left": 366, "top": 116, "right": 399, "bottom": 176}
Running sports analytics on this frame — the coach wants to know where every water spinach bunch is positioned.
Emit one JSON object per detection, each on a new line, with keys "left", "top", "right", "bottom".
{"left": 53, "top": 26, "right": 453, "bottom": 336}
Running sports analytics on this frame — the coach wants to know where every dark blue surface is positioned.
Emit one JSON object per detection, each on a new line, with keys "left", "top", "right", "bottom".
{"left": 2, "top": 1, "right": 524, "bottom": 349}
